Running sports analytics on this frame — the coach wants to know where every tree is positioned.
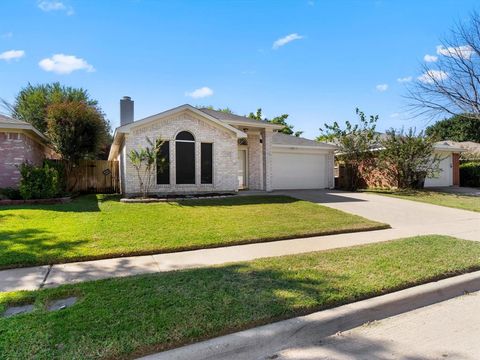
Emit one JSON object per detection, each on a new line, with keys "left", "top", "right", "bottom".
{"left": 47, "top": 101, "right": 108, "bottom": 162}
{"left": 127, "top": 137, "right": 167, "bottom": 198}
{"left": 425, "top": 114, "right": 480, "bottom": 142}
{"left": 248, "top": 108, "right": 303, "bottom": 136}
{"left": 406, "top": 11, "right": 480, "bottom": 120}
{"left": 378, "top": 128, "right": 442, "bottom": 189}
{"left": 5, "top": 82, "right": 101, "bottom": 133}
{"left": 317, "top": 108, "right": 379, "bottom": 190}
{"left": 46, "top": 101, "right": 109, "bottom": 190}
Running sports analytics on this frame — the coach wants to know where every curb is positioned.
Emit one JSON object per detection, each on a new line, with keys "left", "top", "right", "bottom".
{"left": 139, "top": 270, "right": 480, "bottom": 360}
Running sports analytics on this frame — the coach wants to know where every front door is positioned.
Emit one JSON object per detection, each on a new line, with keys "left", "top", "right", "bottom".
{"left": 238, "top": 149, "right": 247, "bottom": 189}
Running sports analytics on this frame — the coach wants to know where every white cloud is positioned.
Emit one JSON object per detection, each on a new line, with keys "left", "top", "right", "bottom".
{"left": 436, "top": 45, "right": 474, "bottom": 59}
{"left": 39, "top": 54, "right": 95, "bottom": 74}
{"left": 397, "top": 76, "right": 412, "bottom": 83}
{"left": 417, "top": 70, "right": 448, "bottom": 84}
{"left": 0, "top": 49, "right": 25, "bottom": 61}
{"left": 376, "top": 84, "right": 388, "bottom": 92}
{"left": 423, "top": 54, "right": 438, "bottom": 62}
{"left": 1, "top": 32, "right": 13, "bottom": 39}
{"left": 272, "top": 33, "right": 304, "bottom": 49}
{"left": 185, "top": 86, "right": 214, "bottom": 99}
{"left": 38, "top": 1, "right": 74, "bottom": 15}
{"left": 389, "top": 112, "right": 400, "bottom": 118}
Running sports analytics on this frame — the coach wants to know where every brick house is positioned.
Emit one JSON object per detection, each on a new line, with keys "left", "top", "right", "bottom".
{"left": 108, "top": 97, "right": 337, "bottom": 195}
{"left": 0, "top": 114, "right": 56, "bottom": 188}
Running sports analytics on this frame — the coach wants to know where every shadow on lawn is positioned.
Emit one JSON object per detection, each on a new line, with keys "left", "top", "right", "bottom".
{"left": 1, "top": 255, "right": 466, "bottom": 359}
{"left": 0, "top": 194, "right": 102, "bottom": 213}
{"left": 0, "top": 228, "right": 88, "bottom": 268}
{"left": 177, "top": 195, "right": 301, "bottom": 207}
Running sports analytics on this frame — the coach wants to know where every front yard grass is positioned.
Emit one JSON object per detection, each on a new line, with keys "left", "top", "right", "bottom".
{"left": 0, "top": 195, "right": 386, "bottom": 269}
{"left": 366, "top": 189, "right": 480, "bottom": 212}
{"left": 1, "top": 235, "right": 479, "bottom": 359}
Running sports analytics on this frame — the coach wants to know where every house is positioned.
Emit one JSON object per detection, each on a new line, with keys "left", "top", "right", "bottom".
{"left": 0, "top": 115, "right": 56, "bottom": 188}
{"left": 344, "top": 139, "right": 465, "bottom": 189}
{"left": 108, "top": 97, "right": 337, "bottom": 195}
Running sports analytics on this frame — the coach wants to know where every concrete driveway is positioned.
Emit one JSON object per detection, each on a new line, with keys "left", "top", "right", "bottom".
{"left": 277, "top": 190, "right": 480, "bottom": 241}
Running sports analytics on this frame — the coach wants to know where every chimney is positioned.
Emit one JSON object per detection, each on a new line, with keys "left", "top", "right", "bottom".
{"left": 120, "top": 96, "right": 134, "bottom": 126}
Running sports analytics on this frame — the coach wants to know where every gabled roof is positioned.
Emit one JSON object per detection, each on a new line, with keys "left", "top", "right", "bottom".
{"left": 0, "top": 114, "right": 48, "bottom": 141}
{"left": 114, "top": 104, "right": 247, "bottom": 138}
{"left": 272, "top": 132, "right": 337, "bottom": 149}
{"left": 198, "top": 108, "right": 283, "bottom": 129}
{"left": 108, "top": 104, "right": 248, "bottom": 160}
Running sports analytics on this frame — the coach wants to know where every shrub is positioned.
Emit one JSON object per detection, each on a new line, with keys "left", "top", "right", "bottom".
{"left": 0, "top": 187, "right": 22, "bottom": 200}
{"left": 460, "top": 162, "right": 480, "bottom": 187}
{"left": 18, "top": 163, "right": 60, "bottom": 200}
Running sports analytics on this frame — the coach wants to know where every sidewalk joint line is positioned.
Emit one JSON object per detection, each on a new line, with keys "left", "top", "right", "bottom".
{"left": 39, "top": 265, "right": 52, "bottom": 289}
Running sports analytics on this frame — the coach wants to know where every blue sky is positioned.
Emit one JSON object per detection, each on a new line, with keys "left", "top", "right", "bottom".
{"left": 0, "top": 0, "right": 478, "bottom": 138}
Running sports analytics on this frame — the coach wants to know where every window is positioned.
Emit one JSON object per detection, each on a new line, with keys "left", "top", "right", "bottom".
{"left": 175, "top": 131, "right": 195, "bottom": 184}
{"left": 201, "top": 143, "right": 213, "bottom": 184}
{"left": 156, "top": 141, "right": 170, "bottom": 184}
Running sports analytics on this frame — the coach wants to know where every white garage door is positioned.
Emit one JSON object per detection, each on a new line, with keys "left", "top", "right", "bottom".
{"left": 272, "top": 151, "right": 328, "bottom": 190}
{"left": 425, "top": 153, "right": 453, "bottom": 187}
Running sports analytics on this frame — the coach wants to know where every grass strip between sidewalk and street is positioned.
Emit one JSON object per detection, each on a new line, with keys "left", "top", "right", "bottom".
{"left": 1, "top": 235, "right": 480, "bottom": 359}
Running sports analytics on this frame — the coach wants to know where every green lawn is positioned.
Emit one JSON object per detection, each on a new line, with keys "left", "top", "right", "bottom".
{"left": 1, "top": 235, "right": 479, "bottom": 359}
{"left": 367, "top": 189, "right": 480, "bottom": 212}
{"left": 0, "top": 195, "right": 386, "bottom": 269}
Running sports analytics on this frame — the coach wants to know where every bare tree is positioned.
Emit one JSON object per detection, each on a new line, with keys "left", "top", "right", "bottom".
{"left": 407, "top": 11, "right": 480, "bottom": 120}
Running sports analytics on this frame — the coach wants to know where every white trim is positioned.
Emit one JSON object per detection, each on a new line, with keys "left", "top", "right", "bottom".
{"left": 273, "top": 144, "right": 338, "bottom": 150}
{"left": 226, "top": 119, "right": 283, "bottom": 130}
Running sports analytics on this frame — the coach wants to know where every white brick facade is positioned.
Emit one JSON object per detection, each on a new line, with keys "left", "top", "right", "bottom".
{"left": 122, "top": 110, "right": 239, "bottom": 195}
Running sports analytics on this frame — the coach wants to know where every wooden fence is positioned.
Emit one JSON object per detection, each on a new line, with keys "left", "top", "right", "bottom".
{"left": 51, "top": 160, "right": 119, "bottom": 194}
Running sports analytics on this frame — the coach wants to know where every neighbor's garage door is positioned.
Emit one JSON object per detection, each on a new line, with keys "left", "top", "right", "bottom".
{"left": 272, "top": 150, "right": 328, "bottom": 190}
{"left": 424, "top": 153, "right": 453, "bottom": 187}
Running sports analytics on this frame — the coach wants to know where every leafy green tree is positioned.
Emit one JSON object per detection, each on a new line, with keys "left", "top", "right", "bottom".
{"left": 425, "top": 114, "right": 480, "bottom": 142}
{"left": 47, "top": 101, "right": 108, "bottom": 163}
{"left": 317, "top": 108, "right": 379, "bottom": 190}
{"left": 8, "top": 82, "right": 100, "bottom": 133}
{"left": 127, "top": 137, "right": 167, "bottom": 198}
{"left": 248, "top": 108, "right": 303, "bottom": 136}
{"left": 378, "top": 128, "right": 442, "bottom": 189}
{"left": 46, "top": 101, "right": 109, "bottom": 191}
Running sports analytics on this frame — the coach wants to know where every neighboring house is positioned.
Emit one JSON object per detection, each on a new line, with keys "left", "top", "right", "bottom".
{"left": 108, "top": 97, "right": 337, "bottom": 195}
{"left": 348, "top": 140, "right": 465, "bottom": 189}
{"left": 0, "top": 115, "right": 55, "bottom": 188}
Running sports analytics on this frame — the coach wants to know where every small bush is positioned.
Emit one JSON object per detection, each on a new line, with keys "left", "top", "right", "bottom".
{"left": 18, "top": 163, "right": 60, "bottom": 200}
{"left": 460, "top": 162, "right": 480, "bottom": 187}
{"left": 0, "top": 187, "right": 22, "bottom": 200}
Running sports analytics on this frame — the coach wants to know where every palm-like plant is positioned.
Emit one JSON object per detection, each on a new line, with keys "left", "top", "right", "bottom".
{"left": 128, "top": 137, "right": 166, "bottom": 198}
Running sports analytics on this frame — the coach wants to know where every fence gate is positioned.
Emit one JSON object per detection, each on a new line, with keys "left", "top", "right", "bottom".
{"left": 63, "top": 160, "right": 119, "bottom": 193}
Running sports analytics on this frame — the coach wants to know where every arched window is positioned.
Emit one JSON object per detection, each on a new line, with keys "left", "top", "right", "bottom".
{"left": 175, "top": 131, "right": 195, "bottom": 184}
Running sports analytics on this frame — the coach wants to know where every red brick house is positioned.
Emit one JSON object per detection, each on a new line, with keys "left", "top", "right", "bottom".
{"left": 0, "top": 114, "right": 56, "bottom": 188}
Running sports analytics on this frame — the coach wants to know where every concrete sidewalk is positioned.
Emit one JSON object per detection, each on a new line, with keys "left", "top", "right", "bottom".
{"left": 1, "top": 190, "right": 479, "bottom": 292}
